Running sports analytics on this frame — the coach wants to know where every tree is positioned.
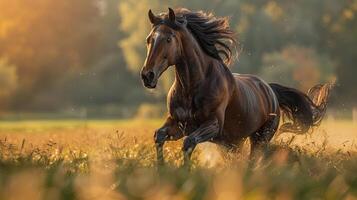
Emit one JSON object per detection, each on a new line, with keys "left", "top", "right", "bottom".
{"left": 320, "top": 0, "right": 357, "bottom": 106}
{"left": 259, "top": 46, "right": 335, "bottom": 92}
{"left": 0, "top": 0, "right": 102, "bottom": 110}
{"left": 0, "top": 58, "right": 17, "bottom": 110}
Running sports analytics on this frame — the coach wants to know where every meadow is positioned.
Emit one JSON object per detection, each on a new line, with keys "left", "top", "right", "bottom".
{"left": 0, "top": 119, "right": 356, "bottom": 200}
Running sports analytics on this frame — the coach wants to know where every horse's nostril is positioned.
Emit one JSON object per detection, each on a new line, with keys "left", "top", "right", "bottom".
{"left": 147, "top": 71, "right": 155, "bottom": 82}
{"left": 141, "top": 73, "right": 148, "bottom": 82}
{"left": 142, "top": 71, "right": 155, "bottom": 85}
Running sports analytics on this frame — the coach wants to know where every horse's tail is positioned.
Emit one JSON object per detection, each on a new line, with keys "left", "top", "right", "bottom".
{"left": 269, "top": 83, "right": 333, "bottom": 134}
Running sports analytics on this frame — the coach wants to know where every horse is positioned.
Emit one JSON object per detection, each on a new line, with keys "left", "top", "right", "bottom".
{"left": 140, "top": 8, "right": 332, "bottom": 165}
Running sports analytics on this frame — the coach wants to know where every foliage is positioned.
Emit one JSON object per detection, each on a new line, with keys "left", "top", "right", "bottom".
{"left": 1, "top": 0, "right": 357, "bottom": 114}
{"left": 0, "top": 58, "right": 17, "bottom": 109}
{"left": 260, "top": 45, "right": 335, "bottom": 92}
{"left": 0, "top": 0, "right": 103, "bottom": 109}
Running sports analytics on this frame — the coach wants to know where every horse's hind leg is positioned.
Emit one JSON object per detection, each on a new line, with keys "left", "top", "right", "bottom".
{"left": 249, "top": 114, "right": 280, "bottom": 156}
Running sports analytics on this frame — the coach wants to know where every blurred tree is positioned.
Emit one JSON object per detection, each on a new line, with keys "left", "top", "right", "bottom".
{"left": 0, "top": 58, "right": 17, "bottom": 110}
{"left": 25, "top": 0, "right": 155, "bottom": 116}
{"left": 0, "top": 0, "right": 355, "bottom": 115}
{"left": 0, "top": 0, "right": 102, "bottom": 110}
{"left": 319, "top": 0, "right": 357, "bottom": 106}
{"left": 118, "top": 0, "right": 156, "bottom": 72}
{"left": 259, "top": 46, "right": 335, "bottom": 92}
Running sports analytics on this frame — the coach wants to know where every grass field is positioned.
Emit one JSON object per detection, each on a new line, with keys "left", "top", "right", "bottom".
{"left": 0, "top": 119, "right": 356, "bottom": 200}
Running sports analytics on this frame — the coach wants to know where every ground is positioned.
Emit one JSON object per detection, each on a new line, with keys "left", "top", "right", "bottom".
{"left": 0, "top": 119, "right": 356, "bottom": 200}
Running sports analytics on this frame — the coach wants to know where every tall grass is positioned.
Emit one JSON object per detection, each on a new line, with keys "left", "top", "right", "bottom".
{"left": 0, "top": 120, "right": 356, "bottom": 200}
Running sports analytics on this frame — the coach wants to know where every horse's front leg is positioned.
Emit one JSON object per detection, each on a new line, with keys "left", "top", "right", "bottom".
{"left": 182, "top": 118, "right": 220, "bottom": 166}
{"left": 154, "top": 117, "right": 183, "bottom": 165}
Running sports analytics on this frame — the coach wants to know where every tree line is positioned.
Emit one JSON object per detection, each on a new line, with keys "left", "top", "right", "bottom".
{"left": 0, "top": 0, "right": 356, "bottom": 117}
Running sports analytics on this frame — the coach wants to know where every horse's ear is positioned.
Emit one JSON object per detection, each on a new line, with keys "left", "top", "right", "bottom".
{"left": 168, "top": 7, "right": 175, "bottom": 22}
{"left": 148, "top": 9, "right": 159, "bottom": 24}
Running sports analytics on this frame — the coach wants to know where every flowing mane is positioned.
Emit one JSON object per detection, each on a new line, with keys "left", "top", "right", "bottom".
{"left": 159, "top": 8, "right": 237, "bottom": 65}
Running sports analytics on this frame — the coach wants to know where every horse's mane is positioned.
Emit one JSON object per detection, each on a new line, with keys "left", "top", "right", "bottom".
{"left": 160, "top": 8, "right": 237, "bottom": 65}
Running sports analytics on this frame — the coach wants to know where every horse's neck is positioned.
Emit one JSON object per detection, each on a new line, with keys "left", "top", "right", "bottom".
{"left": 174, "top": 34, "right": 213, "bottom": 94}
{"left": 174, "top": 61, "right": 202, "bottom": 93}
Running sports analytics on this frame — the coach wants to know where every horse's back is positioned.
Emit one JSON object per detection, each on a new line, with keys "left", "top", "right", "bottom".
{"left": 232, "top": 73, "right": 277, "bottom": 109}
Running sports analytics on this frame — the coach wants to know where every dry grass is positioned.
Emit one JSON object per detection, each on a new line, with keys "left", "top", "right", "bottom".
{"left": 0, "top": 119, "right": 356, "bottom": 200}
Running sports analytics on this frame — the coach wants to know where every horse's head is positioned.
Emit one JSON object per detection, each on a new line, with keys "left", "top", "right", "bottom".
{"left": 141, "top": 8, "right": 186, "bottom": 88}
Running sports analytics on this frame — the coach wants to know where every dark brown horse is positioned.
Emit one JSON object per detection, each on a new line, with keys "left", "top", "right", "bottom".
{"left": 140, "top": 8, "right": 331, "bottom": 165}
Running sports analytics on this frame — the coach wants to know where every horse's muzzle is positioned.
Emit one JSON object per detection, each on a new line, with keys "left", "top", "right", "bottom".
{"left": 141, "top": 71, "right": 157, "bottom": 88}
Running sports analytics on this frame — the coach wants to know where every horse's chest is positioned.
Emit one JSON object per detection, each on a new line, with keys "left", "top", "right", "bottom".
{"left": 169, "top": 97, "right": 198, "bottom": 131}
{"left": 171, "top": 106, "right": 198, "bottom": 135}
{"left": 171, "top": 106, "right": 193, "bottom": 122}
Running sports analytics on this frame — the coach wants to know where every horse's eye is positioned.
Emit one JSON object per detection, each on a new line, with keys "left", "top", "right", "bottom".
{"left": 167, "top": 37, "right": 171, "bottom": 43}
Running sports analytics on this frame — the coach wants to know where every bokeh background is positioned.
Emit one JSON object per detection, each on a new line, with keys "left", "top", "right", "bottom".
{"left": 0, "top": 2, "right": 357, "bottom": 199}
{"left": 0, "top": 0, "right": 356, "bottom": 119}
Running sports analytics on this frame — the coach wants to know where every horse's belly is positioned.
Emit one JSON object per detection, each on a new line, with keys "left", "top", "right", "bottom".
{"left": 223, "top": 100, "right": 264, "bottom": 141}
